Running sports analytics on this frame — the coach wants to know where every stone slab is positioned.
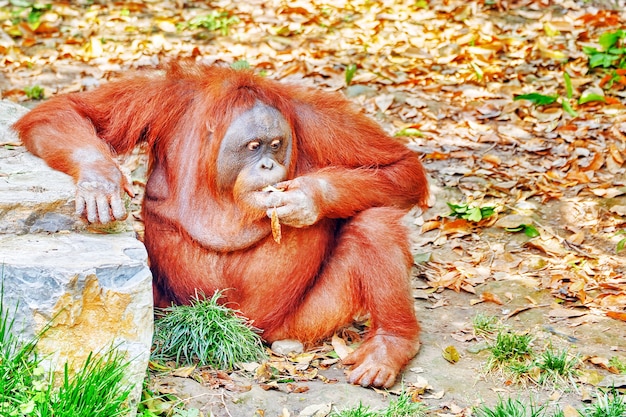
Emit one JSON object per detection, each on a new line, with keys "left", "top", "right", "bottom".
{"left": 0, "top": 99, "right": 154, "bottom": 411}
{"left": 0, "top": 147, "right": 83, "bottom": 234}
{"left": 0, "top": 232, "right": 153, "bottom": 408}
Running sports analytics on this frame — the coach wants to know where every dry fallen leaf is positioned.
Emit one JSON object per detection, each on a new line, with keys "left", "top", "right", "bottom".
{"left": 271, "top": 207, "right": 282, "bottom": 244}
{"left": 331, "top": 334, "right": 353, "bottom": 360}
{"left": 480, "top": 291, "right": 503, "bottom": 305}
{"left": 442, "top": 345, "right": 460, "bottom": 364}
{"left": 606, "top": 311, "right": 626, "bottom": 322}
{"left": 171, "top": 365, "right": 196, "bottom": 378}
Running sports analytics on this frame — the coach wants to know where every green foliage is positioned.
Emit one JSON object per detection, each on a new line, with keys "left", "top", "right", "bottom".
{"left": 0, "top": 284, "right": 40, "bottom": 416}
{"left": 383, "top": 390, "right": 427, "bottom": 417}
{"left": 489, "top": 331, "right": 533, "bottom": 365}
{"left": 533, "top": 346, "right": 579, "bottom": 385}
{"left": 578, "top": 91, "right": 605, "bottom": 105}
{"left": 473, "top": 397, "right": 548, "bottom": 417}
{"left": 24, "top": 85, "right": 44, "bottom": 100}
{"left": 514, "top": 91, "right": 579, "bottom": 117}
{"left": 1, "top": 282, "right": 131, "bottom": 417}
{"left": 578, "top": 388, "right": 626, "bottom": 417}
{"left": 472, "top": 313, "right": 501, "bottom": 336}
{"left": 35, "top": 351, "right": 132, "bottom": 417}
{"left": 514, "top": 93, "right": 558, "bottom": 106}
{"left": 614, "top": 230, "right": 626, "bottom": 253}
{"left": 329, "top": 389, "right": 427, "bottom": 417}
{"left": 395, "top": 127, "right": 424, "bottom": 137}
{"left": 561, "top": 99, "right": 578, "bottom": 117}
{"left": 8, "top": 3, "right": 51, "bottom": 28}
{"left": 345, "top": 63, "right": 357, "bottom": 85}
{"left": 26, "top": 3, "right": 50, "bottom": 27}
{"left": 231, "top": 60, "right": 251, "bottom": 70}
{"left": 413, "top": 252, "right": 431, "bottom": 264}
{"left": 475, "top": 390, "right": 626, "bottom": 417}
{"left": 330, "top": 402, "right": 379, "bottom": 417}
{"left": 186, "top": 11, "right": 239, "bottom": 36}
{"left": 563, "top": 72, "right": 573, "bottom": 99}
{"left": 609, "top": 356, "right": 626, "bottom": 373}
{"left": 151, "top": 291, "right": 266, "bottom": 370}
{"left": 584, "top": 30, "right": 626, "bottom": 69}
{"left": 601, "top": 70, "right": 626, "bottom": 89}
{"left": 505, "top": 224, "right": 540, "bottom": 238}
{"left": 447, "top": 202, "right": 495, "bottom": 222}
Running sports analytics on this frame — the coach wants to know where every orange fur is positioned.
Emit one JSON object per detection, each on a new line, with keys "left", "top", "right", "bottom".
{"left": 13, "top": 62, "right": 430, "bottom": 388}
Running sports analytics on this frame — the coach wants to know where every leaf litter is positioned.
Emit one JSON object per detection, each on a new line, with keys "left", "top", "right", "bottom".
{"left": 1, "top": 0, "right": 626, "bottom": 415}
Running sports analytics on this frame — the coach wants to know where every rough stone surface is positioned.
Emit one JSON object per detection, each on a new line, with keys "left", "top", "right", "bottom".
{"left": 0, "top": 100, "right": 153, "bottom": 410}
{"left": 0, "top": 99, "right": 29, "bottom": 145}
{"left": 0, "top": 146, "right": 83, "bottom": 234}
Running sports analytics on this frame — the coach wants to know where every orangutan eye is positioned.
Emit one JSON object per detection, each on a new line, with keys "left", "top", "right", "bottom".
{"left": 247, "top": 141, "right": 260, "bottom": 151}
{"left": 270, "top": 139, "right": 281, "bottom": 150}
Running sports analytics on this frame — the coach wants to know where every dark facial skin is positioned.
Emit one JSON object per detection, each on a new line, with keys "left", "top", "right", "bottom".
{"left": 216, "top": 102, "right": 292, "bottom": 193}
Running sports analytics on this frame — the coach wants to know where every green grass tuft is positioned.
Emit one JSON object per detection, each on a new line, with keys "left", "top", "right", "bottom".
{"left": 474, "top": 397, "right": 547, "bottom": 417}
{"left": 609, "top": 356, "right": 626, "bottom": 373}
{"left": 383, "top": 389, "right": 428, "bottom": 417}
{"left": 329, "top": 389, "right": 427, "bottom": 417}
{"left": 330, "top": 402, "right": 379, "bottom": 417}
{"left": 36, "top": 351, "right": 133, "bottom": 417}
{"left": 0, "top": 290, "right": 40, "bottom": 415}
{"left": 151, "top": 291, "right": 266, "bottom": 370}
{"left": 534, "top": 346, "right": 579, "bottom": 385}
{"left": 579, "top": 388, "right": 626, "bottom": 417}
{"left": 489, "top": 331, "right": 533, "bottom": 365}
{"left": 472, "top": 313, "right": 502, "bottom": 337}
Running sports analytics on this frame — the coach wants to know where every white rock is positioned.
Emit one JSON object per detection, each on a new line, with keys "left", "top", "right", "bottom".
{"left": 271, "top": 339, "right": 305, "bottom": 355}
{"left": 0, "top": 100, "right": 153, "bottom": 410}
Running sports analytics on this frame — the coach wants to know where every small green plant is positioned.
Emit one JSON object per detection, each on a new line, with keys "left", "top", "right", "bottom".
{"left": 504, "top": 223, "right": 540, "bottom": 238}
{"left": 151, "top": 291, "right": 266, "bottom": 370}
{"left": 24, "top": 85, "right": 44, "bottom": 100}
{"left": 383, "top": 389, "right": 428, "bottom": 417}
{"left": 186, "top": 11, "right": 239, "bottom": 36}
{"left": 447, "top": 202, "right": 495, "bottom": 222}
{"left": 345, "top": 63, "right": 357, "bottom": 85}
{"left": 533, "top": 346, "right": 579, "bottom": 385}
{"left": 514, "top": 72, "right": 579, "bottom": 117}
{"left": 599, "top": 69, "right": 626, "bottom": 90}
{"left": 231, "top": 60, "right": 251, "bottom": 70}
{"left": 489, "top": 331, "right": 533, "bottom": 365}
{"left": 514, "top": 93, "right": 559, "bottom": 106}
{"left": 329, "top": 389, "right": 427, "bottom": 417}
{"left": 330, "top": 402, "right": 379, "bottom": 417}
{"left": 609, "top": 356, "right": 626, "bottom": 373}
{"left": 473, "top": 397, "right": 548, "bottom": 417}
{"left": 0, "top": 285, "right": 40, "bottom": 415}
{"left": 472, "top": 313, "right": 501, "bottom": 336}
{"left": 507, "top": 360, "right": 534, "bottom": 379}
{"left": 36, "top": 351, "right": 133, "bottom": 416}
{"left": 395, "top": 127, "right": 424, "bottom": 137}
{"left": 579, "top": 388, "right": 626, "bottom": 417}
{"left": 583, "top": 30, "right": 626, "bottom": 69}
{"left": 10, "top": 3, "right": 51, "bottom": 29}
